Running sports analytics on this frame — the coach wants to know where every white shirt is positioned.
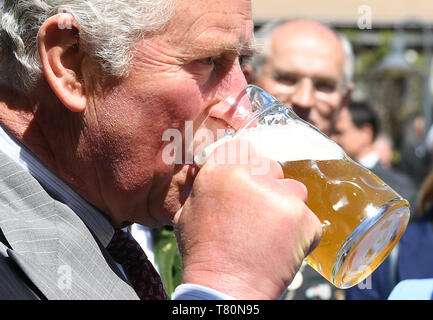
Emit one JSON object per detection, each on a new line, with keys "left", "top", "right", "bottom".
{"left": 130, "top": 224, "right": 159, "bottom": 273}
{"left": 358, "top": 151, "right": 379, "bottom": 169}
{"left": 0, "top": 124, "right": 232, "bottom": 300}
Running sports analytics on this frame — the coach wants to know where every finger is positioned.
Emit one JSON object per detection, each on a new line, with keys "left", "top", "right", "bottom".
{"left": 275, "top": 178, "right": 308, "bottom": 202}
{"left": 301, "top": 206, "right": 323, "bottom": 257}
{"left": 173, "top": 207, "right": 183, "bottom": 226}
{"left": 305, "top": 213, "right": 323, "bottom": 257}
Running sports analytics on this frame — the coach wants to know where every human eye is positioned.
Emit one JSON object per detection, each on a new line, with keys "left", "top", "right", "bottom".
{"left": 314, "top": 79, "right": 337, "bottom": 93}
{"left": 185, "top": 56, "right": 218, "bottom": 76}
{"left": 273, "top": 72, "right": 298, "bottom": 86}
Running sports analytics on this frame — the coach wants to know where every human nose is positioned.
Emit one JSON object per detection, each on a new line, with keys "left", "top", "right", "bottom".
{"left": 227, "top": 59, "right": 249, "bottom": 97}
{"left": 208, "top": 61, "right": 252, "bottom": 130}
{"left": 290, "top": 78, "right": 316, "bottom": 112}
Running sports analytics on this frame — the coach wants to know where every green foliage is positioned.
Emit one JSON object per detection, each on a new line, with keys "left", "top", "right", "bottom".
{"left": 152, "top": 227, "right": 182, "bottom": 298}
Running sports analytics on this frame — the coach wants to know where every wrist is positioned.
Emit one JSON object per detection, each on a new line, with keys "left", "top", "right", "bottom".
{"left": 182, "top": 267, "right": 281, "bottom": 300}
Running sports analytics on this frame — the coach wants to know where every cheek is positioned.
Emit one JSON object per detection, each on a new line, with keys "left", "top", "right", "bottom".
{"left": 130, "top": 77, "right": 213, "bottom": 176}
{"left": 315, "top": 96, "right": 342, "bottom": 118}
{"left": 160, "top": 84, "right": 204, "bottom": 121}
{"left": 256, "top": 77, "right": 281, "bottom": 95}
{"left": 347, "top": 134, "right": 361, "bottom": 151}
{"left": 142, "top": 75, "right": 209, "bottom": 125}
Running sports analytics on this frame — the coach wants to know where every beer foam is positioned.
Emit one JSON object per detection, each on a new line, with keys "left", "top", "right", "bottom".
{"left": 237, "top": 120, "right": 345, "bottom": 162}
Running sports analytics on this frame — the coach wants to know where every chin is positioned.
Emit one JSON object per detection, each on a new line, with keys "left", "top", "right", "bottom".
{"left": 146, "top": 163, "right": 198, "bottom": 227}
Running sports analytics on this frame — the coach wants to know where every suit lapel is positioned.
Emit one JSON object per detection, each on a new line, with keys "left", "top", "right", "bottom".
{"left": 0, "top": 151, "right": 138, "bottom": 300}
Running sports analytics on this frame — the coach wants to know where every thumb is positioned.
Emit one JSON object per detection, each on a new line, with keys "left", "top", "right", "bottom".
{"left": 173, "top": 207, "right": 183, "bottom": 226}
{"left": 275, "top": 178, "right": 308, "bottom": 202}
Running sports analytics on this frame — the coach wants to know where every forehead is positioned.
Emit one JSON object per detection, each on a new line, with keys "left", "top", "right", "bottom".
{"left": 268, "top": 26, "right": 344, "bottom": 80}
{"left": 164, "top": 0, "right": 253, "bottom": 56}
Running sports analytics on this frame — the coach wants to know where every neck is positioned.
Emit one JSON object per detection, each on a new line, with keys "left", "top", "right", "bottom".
{"left": 0, "top": 85, "right": 71, "bottom": 175}
{"left": 0, "top": 84, "right": 112, "bottom": 224}
{"left": 355, "top": 145, "right": 375, "bottom": 162}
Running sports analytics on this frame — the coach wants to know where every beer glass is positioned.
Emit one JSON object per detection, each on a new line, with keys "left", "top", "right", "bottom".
{"left": 194, "top": 85, "right": 410, "bottom": 289}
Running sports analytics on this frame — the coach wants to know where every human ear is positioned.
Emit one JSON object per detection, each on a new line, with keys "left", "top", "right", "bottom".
{"left": 341, "top": 82, "right": 354, "bottom": 109}
{"left": 37, "top": 13, "right": 86, "bottom": 112}
{"left": 362, "top": 124, "right": 374, "bottom": 143}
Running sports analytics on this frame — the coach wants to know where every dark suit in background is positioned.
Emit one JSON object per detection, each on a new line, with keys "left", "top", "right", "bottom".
{"left": 370, "top": 161, "right": 416, "bottom": 205}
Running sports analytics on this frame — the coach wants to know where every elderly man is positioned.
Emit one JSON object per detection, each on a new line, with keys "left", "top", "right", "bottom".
{"left": 243, "top": 19, "right": 355, "bottom": 300}
{"left": 0, "top": 0, "right": 321, "bottom": 300}
{"left": 245, "top": 19, "right": 354, "bottom": 136}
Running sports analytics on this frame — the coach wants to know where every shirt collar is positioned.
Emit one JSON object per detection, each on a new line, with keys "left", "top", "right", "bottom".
{"left": 359, "top": 151, "right": 379, "bottom": 169}
{"left": 0, "top": 124, "right": 114, "bottom": 247}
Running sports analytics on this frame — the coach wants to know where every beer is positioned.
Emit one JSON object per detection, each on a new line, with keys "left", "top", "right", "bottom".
{"left": 237, "top": 121, "right": 410, "bottom": 288}
{"left": 195, "top": 84, "right": 410, "bottom": 288}
{"left": 281, "top": 158, "right": 409, "bottom": 288}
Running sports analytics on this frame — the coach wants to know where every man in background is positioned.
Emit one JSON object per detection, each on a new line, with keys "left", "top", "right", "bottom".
{"left": 373, "top": 134, "right": 394, "bottom": 169}
{"left": 334, "top": 100, "right": 415, "bottom": 201}
{"left": 243, "top": 19, "right": 354, "bottom": 300}
{"left": 244, "top": 19, "right": 354, "bottom": 136}
{"left": 401, "top": 115, "right": 432, "bottom": 188}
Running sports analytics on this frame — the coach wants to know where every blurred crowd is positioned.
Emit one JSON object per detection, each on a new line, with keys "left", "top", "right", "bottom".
{"left": 246, "top": 18, "right": 433, "bottom": 300}
{"left": 245, "top": 18, "right": 433, "bottom": 300}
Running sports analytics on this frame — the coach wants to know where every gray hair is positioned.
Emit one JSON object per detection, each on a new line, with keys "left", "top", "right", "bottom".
{"left": 249, "top": 19, "right": 355, "bottom": 93}
{"left": 0, "top": 0, "right": 175, "bottom": 94}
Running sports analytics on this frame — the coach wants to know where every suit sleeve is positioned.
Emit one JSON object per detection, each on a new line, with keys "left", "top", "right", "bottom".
{"left": 0, "top": 247, "right": 41, "bottom": 300}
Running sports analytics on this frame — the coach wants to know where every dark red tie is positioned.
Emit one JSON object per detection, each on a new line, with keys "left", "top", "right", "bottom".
{"left": 107, "top": 228, "right": 168, "bottom": 300}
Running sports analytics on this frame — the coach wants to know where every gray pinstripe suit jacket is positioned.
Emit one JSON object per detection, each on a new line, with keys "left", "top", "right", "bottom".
{"left": 0, "top": 150, "right": 139, "bottom": 300}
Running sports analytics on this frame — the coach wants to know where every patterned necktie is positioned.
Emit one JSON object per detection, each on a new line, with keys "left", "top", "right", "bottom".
{"left": 107, "top": 228, "right": 168, "bottom": 300}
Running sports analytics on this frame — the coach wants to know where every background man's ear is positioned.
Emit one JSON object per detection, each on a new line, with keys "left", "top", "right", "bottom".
{"left": 362, "top": 123, "right": 374, "bottom": 143}
{"left": 341, "top": 82, "right": 354, "bottom": 108}
{"left": 37, "top": 13, "right": 87, "bottom": 112}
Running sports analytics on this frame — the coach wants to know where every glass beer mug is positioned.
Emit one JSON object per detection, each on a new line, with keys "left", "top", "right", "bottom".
{"left": 194, "top": 85, "right": 410, "bottom": 289}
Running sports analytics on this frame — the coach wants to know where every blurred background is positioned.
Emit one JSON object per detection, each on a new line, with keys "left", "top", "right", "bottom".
{"left": 252, "top": 0, "right": 433, "bottom": 186}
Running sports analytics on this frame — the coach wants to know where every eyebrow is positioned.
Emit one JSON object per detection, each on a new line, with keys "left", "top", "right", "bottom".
{"left": 236, "top": 38, "right": 261, "bottom": 56}
{"left": 191, "top": 36, "right": 260, "bottom": 58}
{"left": 271, "top": 68, "right": 339, "bottom": 84}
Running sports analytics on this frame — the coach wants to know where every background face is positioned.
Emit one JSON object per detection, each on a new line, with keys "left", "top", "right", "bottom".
{"left": 85, "top": 0, "right": 253, "bottom": 226}
{"left": 254, "top": 23, "right": 346, "bottom": 135}
{"left": 333, "top": 109, "right": 366, "bottom": 159}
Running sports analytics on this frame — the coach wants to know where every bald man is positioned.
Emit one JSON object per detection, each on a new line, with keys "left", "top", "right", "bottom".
{"left": 244, "top": 19, "right": 355, "bottom": 300}
{"left": 246, "top": 19, "right": 354, "bottom": 136}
